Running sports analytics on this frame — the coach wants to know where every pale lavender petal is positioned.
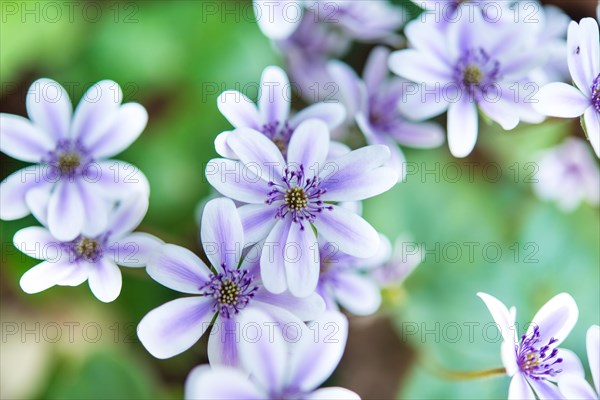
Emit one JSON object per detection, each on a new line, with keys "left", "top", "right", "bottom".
{"left": 527, "top": 293, "right": 578, "bottom": 347}
{"left": 207, "top": 317, "right": 241, "bottom": 367}
{"left": 214, "top": 131, "right": 237, "bottom": 159}
{"left": 146, "top": 244, "right": 210, "bottom": 294}
{"left": 287, "top": 119, "right": 329, "bottom": 179}
{"left": 305, "top": 387, "right": 360, "bottom": 400}
{"left": 557, "top": 348, "right": 585, "bottom": 379}
{"left": 579, "top": 18, "right": 599, "bottom": 88}
{"left": 47, "top": 179, "right": 85, "bottom": 241}
{"left": 86, "top": 103, "right": 148, "bottom": 159}
{"left": 583, "top": 107, "right": 600, "bottom": 158}
{"left": 508, "top": 374, "right": 535, "bottom": 400}
{"left": 534, "top": 83, "right": 590, "bottom": 118}
{"left": 26, "top": 78, "right": 72, "bottom": 141}
{"left": 77, "top": 179, "right": 108, "bottom": 238}
{"left": 87, "top": 257, "right": 122, "bottom": 302}
{"left": 389, "top": 49, "right": 453, "bottom": 85}
{"left": 558, "top": 375, "right": 597, "bottom": 400}
{"left": 108, "top": 232, "right": 163, "bottom": 267}
{"left": 93, "top": 160, "right": 150, "bottom": 200}
{"left": 327, "top": 141, "right": 351, "bottom": 159}
{"left": 285, "top": 222, "right": 319, "bottom": 297}
{"left": 20, "top": 259, "right": 78, "bottom": 294}
{"left": 237, "top": 204, "right": 277, "bottom": 245}
{"left": 313, "top": 205, "right": 379, "bottom": 258}
{"left": 327, "top": 61, "right": 366, "bottom": 118}
{"left": 217, "top": 91, "right": 262, "bottom": 129}
{"left": 254, "top": 0, "right": 302, "bottom": 40}
{"left": 479, "top": 97, "right": 520, "bottom": 130}
{"left": 404, "top": 20, "right": 451, "bottom": 65}
{"left": 0, "top": 166, "right": 52, "bottom": 220}
{"left": 289, "top": 103, "right": 346, "bottom": 131}
{"left": 357, "top": 122, "right": 405, "bottom": 182}
{"left": 363, "top": 46, "right": 390, "bottom": 92}
{"left": 333, "top": 273, "right": 381, "bottom": 316}
{"left": 501, "top": 339, "right": 519, "bottom": 378}
{"left": 398, "top": 84, "right": 451, "bottom": 121}
{"left": 260, "top": 219, "right": 292, "bottom": 294}
{"left": 201, "top": 198, "right": 244, "bottom": 270}
{"left": 57, "top": 261, "right": 90, "bottom": 286}
{"left": 13, "top": 226, "right": 61, "bottom": 261}
{"left": 259, "top": 66, "right": 291, "bottom": 124}
{"left": 387, "top": 121, "right": 445, "bottom": 149}
{"left": 206, "top": 159, "right": 271, "bottom": 204}
{"left": 567, "top": 21, "right": 593, "bottom": 96}
{"left": 252, "top": 290, "right": 325, "bottom": 321}
{"left": 448, "top": 98, "right": 478, "bottom": 158}
{"left": 106, "top": 193, "right": 149, "bottom": 239}
{"left": 528, "top": 378, "right": 564, "bottom": 400}
{"left": 71, "top": 80, "right": 122, "bottom": 142}
{"left": 477, "top": 292, "right": 518, "bottom": 346}
{"left": 25, "top": 179, "right": 53, "bottom": 226}
{"left": 184, "top": 365, "right": 264, "bottom": 400}
{"left": 0, "top": 114, "right": 55, "bottom": 162}
{"left": 227, "top": 128, "right": 286, "bottom": 180}
{"left": 588, "top": 325, "right": 600, "bottom": 394}
{"left": 137, "top": 297, "right": 214, "bottom": 359}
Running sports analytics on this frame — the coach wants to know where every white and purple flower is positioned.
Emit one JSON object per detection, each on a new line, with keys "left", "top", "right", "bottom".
{"left": 389, "top": 12, "right": 545, "bottom": 157}
{"left": 215, "top": 66, "right": 347, "bottom": 158}
{"left": 534, "top": 18, "right": 600, "bottom": 158}
{"left": 330, "top": 46, "right": 445, "bottom": 180}
{"left": 137, "top": 198, "right": 325, "bottom": 366}
{"left": 370, "top": 235, "right": 422, "bottom": 288}
{"left": 478, "top": 292, "right": 584, "bottom": 399}
{"left": 532, "top": 137, "right": 599, "bottom": 212}
{"left": 559, "top": 325, "right": 600, "bottom": 400}
{"left": 184, "top": 309, "right": 359, "bottom": 400}
{"left": 206, "top": 123, "right": 397, "bottom": 297}
{"left": 13, "top": 193, "right": 161, "bottom": 303}
{"left": 0, "top": 79, "right": 150, "bottom": 241}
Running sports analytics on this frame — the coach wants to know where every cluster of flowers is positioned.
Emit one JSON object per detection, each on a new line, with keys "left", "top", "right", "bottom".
{"left": 1, "top": 1, "right": 598, "bottom": 399}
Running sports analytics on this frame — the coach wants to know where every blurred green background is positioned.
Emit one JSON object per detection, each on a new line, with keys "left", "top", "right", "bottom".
{"left": 1, "top": 1, "right": 598, "bottom": 399}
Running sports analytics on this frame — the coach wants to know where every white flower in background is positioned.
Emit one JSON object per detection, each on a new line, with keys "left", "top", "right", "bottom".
{"left": 478, "top": 292, "right": 584, "bottom": 399}
{"left": 533, "top": 137, "right": 600, "bottom": 212}
{"left": 0, "top": 79, "right": 150, "bottom": 241}
{"left": 370, "top": 235, "right": 422, "bottom": 288}
{"left": 13, "top": 194, "right": 161, "bottom": 302}
{"left": 559, "top": 325, "right": 600, "bottom": 400}
{"left": 184, "top": 309, "right": 359, "bottom": 400}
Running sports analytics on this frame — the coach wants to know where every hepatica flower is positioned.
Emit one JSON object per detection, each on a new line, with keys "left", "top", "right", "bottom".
{"left": 0, "top": 79, "right": 150, "bottom": 241}
{"left": 206, "top": 122, "right": 397, "bottom": 296}
{"left": 478, "top": 292, "right": 584, "bottom": 399}
{"left": 559, "top": 325, "right": 600, "bottom": 400}
{"left": 137, "top": 198, "right": 325, "bottom": 366}
{"left": 534, "top": 18, "right": 600, "bottom": 158}
{"left": 13, "top": 194, "right": 161, "bottom": 302}
{"left": 390, "top": 12, "right": 544, "bottom": 157}
{"left": 330, "top": 46, "right": 445, "bottom": 180}
{"left": 184, "top": 309, "right": 359, "bottom": 400}
{"left": 533, "top": 138, "right": 599, "bottom": 212}
{"left": 215, "top": 66, "right": 346, "bottom": 158}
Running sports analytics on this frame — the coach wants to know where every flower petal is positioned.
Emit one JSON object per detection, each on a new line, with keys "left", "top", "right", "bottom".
{"left": 477, "top": 292, "right": 518, "bottom": 345}
{"left": 0, "top": 114, "right": 55, "bottom": 162}
{"left": 47, "top": 179, "right": 85, "bottom": 241}
{"left": 305, "top": 387, "right": 360, "bottom": 400}
{"left": 289, "top": 103, "right": 346, "bottom": 131}
{"left": 201, "top": 198, "right": 244, "bottom": 270}
{"left": 285, "top": 222, "right": 320, "bottom": 297}
{"left": 93, "top": 160, "right": 150, "bottom": 200}
{"left": 259, "top": 66, "right": 291, "bottom": 125}
{"left": 363, "top": 46, "right": 391, "bottom": 92}
{"left": 137, "top": 297, "right": 214, "bottom": 359}
{"left": 237, "top": 204, "right": 277, "bottom": 245}
{"left": 252, "top": 290, "right": 325, "bottom": 321}
{"left": 558, "top": 375, "right": 597, "bottom": 400}
{"left": 528, "top": 292, "right": 578, "bottom": 347}
{"left": 333, "top": 273, "right": 381, "bottom": 316}
{"left": 184, "top": 365, "right": 264, "bottom": 400}
{"left": 77, "top": 179, "right": 108, "bottom": 238}
{"left": 287, "top": 119, "right": 330, "bottom": 178}
{"left": 557, "top": 348, "right": 585, "bottom": 379}
{"left": 205, "top": 159, "right": 271, "bottom": 204}
{"left": 389, "top": 49, "right": 453, "bottom": 85}
{"left": 260, "top": 219, "right": 292, "bottom": 294}
{"left": 20, "top": 260, "right": 77, "bottom": 294}
{"left": 583, "top": 106, "right": 600, "bottom": 158}
{"left": 146, "top": 244, "right": 210, "bottom": 294}
{"left": 25, "top": 182, "right": 53, "bottom": 226}
{"left": 0, "top": 166, "right": 51, "bottom": 220}
{"left": 508, "top": 374, "right": 535, "bottom": 400}
{"left": 13, "top": 226, "right": 61, "bottom": 261}
{"left": 217, "top": 91, "right": 261, "bottom": 129}
{"left": 327, "top": 60, "right": 366, "bottom": 118}
{"left": 588, "top": 325, "right": 600, "bottom": 394}
{"left": 226, "top": 128, "right": 286, "bottom": 180}
{"left": 106, "top": 193, "right": 149, "bottom": 239}
{"left": 313, "top": 205, "right": 380, "bottom": 258}
{"left": 26, "top": 78, "right": 72, "bottom": 141}
{"left": 71, "top": 80, "right": 123, "bottom": 142}
{"left": 87, "top": 257, "right": 122, "bottom": 302}
{"left": 208, "top": 317, "right": 242, "bottom": 367}
{"left": 528, "top": 377, "right": 564, "bottom": 400}
{"left": 108, "top": 232, "right": 163, "bottom": 267}
{"left": 254, "top": 1, "right": 302, "bottom": 40}
{"left": 214, "top": 131, "right": 237, "bottom": 159}
{"left": 534, "top": 83, "right": 590, "bottom": 118}
{"left": 387, "top": 121, "right": 445, "bottom": 149}
{"left": 478, "top": 97, "right": 520, "bottom": 131}
{"left": 447, "top": 98, "right": 478, "bottom": 158}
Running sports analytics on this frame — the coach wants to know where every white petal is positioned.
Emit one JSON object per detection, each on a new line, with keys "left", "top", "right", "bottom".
{"left": 185, "top": 365, "right": 264, "bottom": 400}
{"left": 508, "top": 374, "right": 535, "bottom": 400}
{"left": 217, "top": 91, "right": 261, "bottom": 129}
{"left": 557, "top": 348, "right": 585, "bottom": 379}
{"left": 237, "top": 204, "right": 277, "bottom": 245}
{"left": 284, "top": 223, "right": 319, "bottom": 297}
{"left": 146, "top": 244, "right": 210, "bottom": 294}
{"left": 476, "top": 292, "right": 518, "bottom": 345}
{"left": 77, "top": 180, "right": 108, "bottom": 238}
{"left": 447, "top": 99, "right": 478, "bottom": 158}
{"left": 478, "top": 97, "right": 520, "bottom": 131}
{"left": 201, "top": 198, "right": 244, "bottom": 270}
{"left": 583, "top": 107, "right": 600, "bottom": 158}
{"left": 333, "top": 273, "right": 381, "bottom": 316}
{"left": 20, "top": 260, "right": 77, "bottom": 294}
{"left": 363, "top": 46, "right": 391, "bottom": 91}
{"left": 313, "top": 205, "right": 380, "bottom": 258}
{"left": 93, "top": 160, "right": 150, "bottom": 201}
{"left": 47, "top": 180, "right": 85, "bottom": 241}
{"left": 0, "top": 114, "right": 55, "bottom": 162}
{"left": 305, "top": 387, "right": 360, "bottom": 400}
{"left": 389, "top": 49, "right": 453, "bottom": 85}
{"left": 289, "top": 103, "right": 346, "bottom": 131}
{"left": 13, "top": 226, "right": 61, "bottom": 261}
{"left": 207, "top": 317, "right": 242, "bottom": 367}
{"left": 227, "top": 128, "right": 286, "bottom": 180}
{"left": 106, "top": 193, "right": 149, "bottom": 239}
{"left": 87, "top": 257, "right": 122, "bottom": 302}
{"left": 287, "top": 119, "right": 330, "bottom": 177}
{"left": 260, "top": 219, "right": 292, "bottom": 294}
{"left": 254, "top": 1, "right": 302, "bottom": 40}
{"left": 558, "top": 375, "right": 597, "bottom": 400}
{"left": 0, "top": 166, "right": 51, "bottom": 220}
{"left": 259, "top": 66, "right": 291, "bottom": 125}
{"left": 587, "top": 325, "right": 600, "bottom": 394}
{"left": 71, "top": 80, "right": 123, "bottom": 142}
{"left": 214, "top": 130, "right": 237, "bottom": 159}
{"left": 137, "top": 297, "right": 214, "bottom": 359}
{"left": 327, "top": 60, "right": 366, "bottom": 118}
{"left": 26, "top": 78, "right": 72, "bottom": 140}
{"left": 25, "top": 175, "right": 53, "bottom": 226}
{"left": 528, "top": 292, "right": 578, "bottom": 347}
{"left": 108, "top": 232, "right": 163, "bottom": 267}
{"left": 205, "top": 159, "right": 271, "bottom": 204}
{"left": 252, "top": 290, "right": 325, "bottom": 321}
{"left": 534, "top": 83, "right": 590, "bottom": 118}
{"left": 528, "top": 378, "right": 564, "bottom": 400}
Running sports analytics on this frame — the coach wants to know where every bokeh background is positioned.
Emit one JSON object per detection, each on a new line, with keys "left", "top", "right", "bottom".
{"left": 1, "top": 1, "right": 598, "bottom": 399}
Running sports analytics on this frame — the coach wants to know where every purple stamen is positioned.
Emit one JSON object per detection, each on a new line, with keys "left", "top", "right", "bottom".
{"left": 200, "top": 268, "right": 258, "bottom": 319}
{"left": 592, "top": 74, "right": 600, "bottom": 114}
{"left": 454, "top": 47, "right": 501, "bottom": 100}
{"left": 260, "top": 120, "right": 294, "bottom": 155}
{"left": 43, "top": 138, "right": 93, "bottom": 179}
{"left": 516, "top": 326, "right": 564, "bottom": 381}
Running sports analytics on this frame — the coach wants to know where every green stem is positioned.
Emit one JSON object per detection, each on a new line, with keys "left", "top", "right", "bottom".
{"left": 419, "top": 355, "right": 506, "bottom": 381}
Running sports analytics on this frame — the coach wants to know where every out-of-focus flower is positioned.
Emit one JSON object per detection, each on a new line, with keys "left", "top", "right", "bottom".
{"left": 206, "top": 124, "right": 397, "bottom": 296}
{"left": 533, "top": 138, "right": 599, "bottom": 212}
{"left": 0, "top": 79, "right": 149, "bottom": 241}
{"left": 215, "top": 66, "right": 347, "bottom": 158}
{"left": 389, "top": 11, "right": 545, "bottom": 157}
{"left": 559, "top": 325, "right": 600, "bottom": 400}
{"left": 534, "top": 18, "right": 600, "bottom": 158}
{"left": 534, "top": 5, "right": 571, "bottom": 83}
{"left": 14, "top": 194, "right": 161, "bottom": 303}
{"left": 137, "top": 198, "right": 324, "bottom": 365}
{"left": 478, "top": 292, "right": 584, "bottom": 400}
{"left": 330, "top": 46, "right": 445, "bottom": 180}
{"left": 184, "top": 309, "right": 359, "bottom": 400}
{"left": 410, "top": 0, "right": 509, "bottom": 27}
{"left": 370, "top": 235, "right": 422, "bottom": 288}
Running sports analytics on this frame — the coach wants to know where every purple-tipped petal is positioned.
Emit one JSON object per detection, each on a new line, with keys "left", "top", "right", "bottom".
{"left": 227, "top": 128, "right": 286, "bottom": 180}
{"left": 289, "top": 103, "right": 346, "bottom": 131}
{"left": 0, "top": 114, "right": 55, "bottom": 162}
{"left": 313, "top": 205, "right": 380, "bottom": 258}
{"left": 534, "top": 83, "right": 590, "bottom": 118}
{"left": 0, "top": 166, "right": 52, "bottom": 220}
{"left": 217, "top": 91, "right": 262, "bottom": 130}
{"left": 284, "top": 223, "right": 319, "bottom": 297}
{"left": 588, "top": 325, "right": 600, "bottom": 394}
{"left": 206, "top": 159, "right": 271, "bottom": 204}
{"left": 47, "top": 180, "right": 85, "bottom": 241}
{"left": 20, "top": 260, "right": 78, "bottom": 294}
{"left": 108, "top": 232, "right": 163, "bottom": 268}
{"left": 26, "top": 78, "right": 72, "bottom": 141}
{"left": 207, "top": 317, "right": 241, "bottom": 367}
{"left": 259, "top": 66, "right": 291, "bottom": 125}
{"left": 287, "top": 119, "right": 330, "bottom": 179}
{"left": 260, "top": 219, "right": 292, "bottom": 294}
{"left": 138, "top": 297, "right": 214, "bottom": 359}
{"left": 71, "top": 80, "right": 123, "bottom": 142}
{"left": 447, "top": 98, "right": 478, "bottom": 158}
{"left": 527, "top": 293, "right": 578, "bottom": 347}
{"left": 106, "top": 193, "right": 149, "bottom": 240}
{"left": 237, "top": 204, "right": 277, "bottom": 245}
{"left": 13, "top": 226, "right": 61, "bottom": 261}
{"left": 508, "top": 374, "right": 535, "bottom": 400}
{"left": 87, "top": 257, "right": 122, "bottom": 302}
{"left": 201, "top": 198, "right": 244, "bottom": 270}
{"left": 146, "top": 244, "right": 210, "bottom": 294}
{"left": 184, "top": 365, "right": 264, "bottom": 400}
{"left": 333, "top": 273, "right": 381, "bottom": 316}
